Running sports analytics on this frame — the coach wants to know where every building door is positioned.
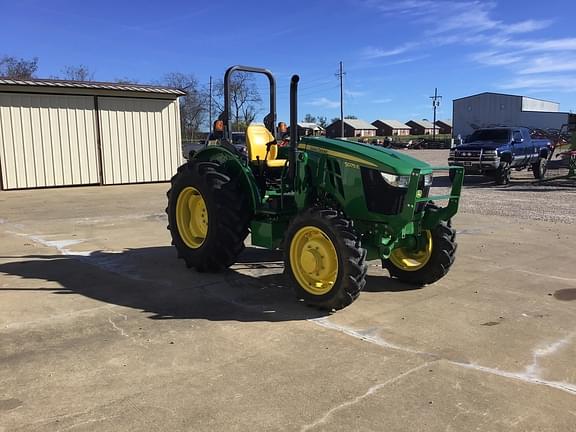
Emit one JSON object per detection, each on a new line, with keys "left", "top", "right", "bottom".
{"left": 0, "top": 93, "right": 99, "bottom": 189}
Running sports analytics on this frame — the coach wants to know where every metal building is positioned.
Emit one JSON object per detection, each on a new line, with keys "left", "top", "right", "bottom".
{"left": 453, "top": 92, "right": 572, "bottom": 138}
{"left": 0, "top": 79, "right": 185, "bottom": 190}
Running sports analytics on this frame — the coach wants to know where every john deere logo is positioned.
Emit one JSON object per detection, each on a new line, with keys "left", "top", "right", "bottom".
{"left": 416, "top": 190, "right": 423, "bottom": 199}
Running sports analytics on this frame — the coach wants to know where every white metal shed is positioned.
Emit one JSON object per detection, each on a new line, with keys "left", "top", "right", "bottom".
{"left": 0, "top": 79, "right": 185, "bottom": 190}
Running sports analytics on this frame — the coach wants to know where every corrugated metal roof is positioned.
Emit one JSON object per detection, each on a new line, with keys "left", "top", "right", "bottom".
{"left": 298, "top": 122, "right": 324, "bottom": 130}
{"left": 0, "top": 78, "right": 186, "bottom": 96}
{"left": 408, "top": 119, "right": 437, "bottom": 129}
{"left": 344, "top": 119, "right": 377, "bottom": 130}
{"left": 374, "top": 119, "right": 410, "bottom": 129}
{"left": 453, "top": 92, "right": 558, "bottom": 104}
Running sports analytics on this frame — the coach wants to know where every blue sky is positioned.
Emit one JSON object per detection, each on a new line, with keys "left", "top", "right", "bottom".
{"left": 2, "top": 0, "right": 576, "bottom": 125}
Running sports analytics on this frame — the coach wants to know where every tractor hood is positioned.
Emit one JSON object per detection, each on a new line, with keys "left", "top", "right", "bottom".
{"left": 299, "top": 137, "right": 431, "bottom": 175}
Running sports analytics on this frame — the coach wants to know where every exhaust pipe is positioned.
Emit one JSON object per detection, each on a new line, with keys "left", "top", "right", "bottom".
{"left": 289, "top": 74, "right": 300, "bottom": 183}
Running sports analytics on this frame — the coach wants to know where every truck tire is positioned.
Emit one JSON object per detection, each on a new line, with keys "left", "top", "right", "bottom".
{"left": 284, "top": 208, "right": 367, "bottom": 310}
{"left": 383, "top": 220, "right": 456, "bottom": 285}
{"left": 532, "top": 157, "right": 548, "bottom": 179}
{"left": 495, "top": 162, "right": 511, "bottom": 185}
{"left": 166, "top": 160, "right": 251, "bottom": 272}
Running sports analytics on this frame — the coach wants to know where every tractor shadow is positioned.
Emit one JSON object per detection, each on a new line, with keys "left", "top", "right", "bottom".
{"left": 363, "top": 274, "right": 424, "bottom": 293}
{"left": 0, "top": 246, "right": 328, "bottom": 322}
{"left": 0, "top": 246, "right": 422, "bottom": 322}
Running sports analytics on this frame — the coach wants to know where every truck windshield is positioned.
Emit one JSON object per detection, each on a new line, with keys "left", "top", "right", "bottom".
{"left": 468, "top": 129, "right": 510, "bottom": 143}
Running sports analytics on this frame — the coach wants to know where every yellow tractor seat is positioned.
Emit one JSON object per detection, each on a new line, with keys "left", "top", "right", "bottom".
{"left": 246, "top": 124, "right": 288, "bottom": 169}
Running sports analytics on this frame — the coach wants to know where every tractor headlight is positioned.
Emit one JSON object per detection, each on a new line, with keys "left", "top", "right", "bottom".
{"left": 423, "top": 173, "right": 433, "bottom": 187}
{"left": 380, "top": 172, "right": 410, "bottom": 188}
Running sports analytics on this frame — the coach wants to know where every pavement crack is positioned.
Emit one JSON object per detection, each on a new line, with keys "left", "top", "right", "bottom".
{"left": 107, "top": 316, "right": 129, "bottom": 338}
{"left": 300, "top": 363, "right": 430, "bottom": 431}
{"left": 311, "top": 317, "right": 576, "bottom": 396}
{"left": 107, "top": 310, "right": 149, "bottom": 349}
{"left": 524, "top": 332, "right": 576, "bottom": 378}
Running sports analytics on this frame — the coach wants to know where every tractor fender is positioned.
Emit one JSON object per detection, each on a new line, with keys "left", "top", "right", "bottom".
{"left": 192, "top": 146, "right": 260, "bottom": 212}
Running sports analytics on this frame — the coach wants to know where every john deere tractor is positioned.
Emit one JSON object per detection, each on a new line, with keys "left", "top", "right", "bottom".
{"left": 166, "top": 66, "right": 464, "bottom": 310}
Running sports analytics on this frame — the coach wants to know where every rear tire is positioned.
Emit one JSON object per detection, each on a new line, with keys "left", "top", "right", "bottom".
{"left": 284, "top": 208, "right": 367, "bottom": 310}
{"left": 532, "top": 157, "right": 548, "bottom": 179}
{"left": 166, "top": 160, "right": 251, "bottom": 272}
{"left": 383, "top": 221, "right": 457, "bottom": 285}
{"left": 495, "top": 162, "right": 511, "bottom": 185}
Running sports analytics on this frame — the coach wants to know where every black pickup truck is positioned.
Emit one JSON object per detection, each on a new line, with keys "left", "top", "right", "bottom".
{"left": 448, "top": 127, "right": 552, "bottom": 185}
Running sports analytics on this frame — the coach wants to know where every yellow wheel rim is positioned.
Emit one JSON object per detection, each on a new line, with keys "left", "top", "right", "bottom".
{"left": 175, "top": 186, "right": 208, "bottom": 249}
{"left": 289, "top": 226, "right": 339, "bottom": 295}
{"left": 389, "top": 230, "right": 433, "bottom": 272}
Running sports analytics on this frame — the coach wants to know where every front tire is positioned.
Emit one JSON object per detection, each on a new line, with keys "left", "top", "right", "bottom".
{"left": 495, "top": 161, "right": 511, "bottom": 185}
{"left": 383, "top": 221, "right": 457, "bottom": 285}
{"left": 284, "top": 208, "right": 367, "bottom": 310}
{"left": 532, "top": 157, "right": 548, "bottom": 179}
{"left": 166, "top": 160, "right": 251, "bottom": 272}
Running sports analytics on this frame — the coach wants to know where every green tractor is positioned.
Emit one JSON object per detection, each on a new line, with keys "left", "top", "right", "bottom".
{"left": 166, "top": 66, "right": 464, "bottom": 310}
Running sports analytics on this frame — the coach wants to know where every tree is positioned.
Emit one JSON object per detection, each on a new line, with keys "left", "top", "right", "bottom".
{"left": 317, "top": 116, "right": 328, "bottom": 128}
{"left": 60, "top": 65, "right": 94, "bottom": 81}
{"left": 330, "top": 117, "right": 340, "bottom": 124}
{"left": 303, "top": 113, "right": 317, "bottom": 123}
{"left": 0, "top": 55, "right": 38, "bottom": 79}
{"left": 163, "top": 72, "right": 207, "bottom": 140}
{"left": 113, "top": 77, "right": 140, "bottom": 84}
{"left": 213, "top": 72, "right": 262, "bottom": 132}
{"left": 344, "top": 115, "right": 358, "bottom": 119}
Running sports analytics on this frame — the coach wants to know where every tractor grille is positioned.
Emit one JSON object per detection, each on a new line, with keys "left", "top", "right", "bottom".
{"left": 361, "top": 168, "right": 406, "bottom": 215}
{"left": 361, "top": 168, "right": 430, "bottom": 215}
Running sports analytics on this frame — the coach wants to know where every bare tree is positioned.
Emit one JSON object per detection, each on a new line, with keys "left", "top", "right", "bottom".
{"left": 60, "top": 65, "right": 94, "bottom": 81}
{"left": 303, "top": 114, "right": 317, "bottom": 123}
{"left": 317, "top": 116, "right": 328, "bottom": 128}
{"left": 214, "top": 72, "right": 262, "bottom": 131}
{"left": 113, "top": 77, "right": 140, "bottom": 84}
{"left": 0, "top": 55, "right": 38, "bottom": 79}
{"left": 344, "top": 115, "right": 358, "bottom": 119}
{"left": 163, "top": 72, "right": 207, "bottom": 140}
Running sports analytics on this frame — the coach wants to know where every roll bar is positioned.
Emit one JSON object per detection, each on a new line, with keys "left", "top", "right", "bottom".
{"left": 223, "top": 65, "right": 276, "bottom": 142}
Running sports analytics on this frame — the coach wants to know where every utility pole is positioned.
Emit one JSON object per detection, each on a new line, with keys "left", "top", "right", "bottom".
{"left": 430, "top": 87, "right": 442, "bottom": 142}
{"left": 208, "top": 75, "right": 213, "bottom": 134}
{"left": 336, "top": 61, "right": 346, "bottom": 137}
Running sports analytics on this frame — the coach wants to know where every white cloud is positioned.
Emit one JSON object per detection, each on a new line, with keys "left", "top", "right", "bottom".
{"left": 306, "top": 97, "right": 340, "bottom": 108}
{"left": 372, "top": 98, "right": 393, "bottom": 103}
{"left": 500, "top": 76, "right": 576, "bottom": 92}
{"left": 518, "top": 57, "right": 576, "bottom": 74}
{"left": 503, "top": 19, "right": 553, "bottom": 34}
{"left": 345, "top": 90, "right": 365, "bottom": 97}
{"left": 364, "top": 0, "right": 573, "bottom": 94}
{"left": 362, "top": 43, "right": 415, "bottom": 59}
{"left": 470, "top": 51, "right": 524, "bottom": 66}
{"left": 510, "top": 38, "right": 576, "bottom": 52}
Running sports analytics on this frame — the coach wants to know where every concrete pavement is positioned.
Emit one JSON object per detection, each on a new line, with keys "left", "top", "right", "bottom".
{"left": 0, "top": 182, "right": 575, "bottom": 431}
